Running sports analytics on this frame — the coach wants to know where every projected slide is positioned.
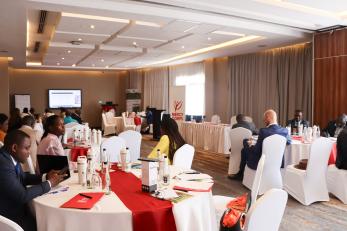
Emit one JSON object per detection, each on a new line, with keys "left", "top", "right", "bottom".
{"left": 49, "top": 90, "right": 82, "bottom": 108}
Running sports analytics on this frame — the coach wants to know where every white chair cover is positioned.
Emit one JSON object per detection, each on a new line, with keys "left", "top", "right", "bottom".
{"left": 211, "top": 115, "right": 221, "bottom": 124}
{"left": 244, "top": 189, "right": 288, "bottom": 231}
{"left": 100, "top": 136, "right": 126, "bottom": 163}
{"left": 228, "top": 127, "right": 252, "bottom": 175}
{"left": 64, "top": 122, "right": 79, "bottom": 128}
{"left": 245, "top": 116, "right": 253, "bottom": 123}
{"left": 284, "top": 137, "right": 333, "bottom": 205}
{"left": 0, "top": 215, "right": 24, "bottom": 231}
{"left": 119, "top": 130, "right": 142, "bottom": 162}
{"left": 173, "top": 144, "right": 195, "bottom": 170}
{"left": 327, "top": 165, "right": 347, "bottom": 204}
{"left": 122, "top": 113, "right": 136, "bottom": 131}
{"left": 213, "top": 155, "right": 266, "bottom": 229}
{"left": 230, "top": 116, "right": 237, "bottom": 126}
{"left": 243, "top": 135, "right": 287, "bottom": 195}
{"left": 101, "top": 113, "right": 116, "bottom": 136}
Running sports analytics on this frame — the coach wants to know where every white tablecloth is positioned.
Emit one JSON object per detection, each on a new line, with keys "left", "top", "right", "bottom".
{"left": 178, "top": 122, "right": 231, "bottom": 154}
{"left": 33, "top": 166, "right": 217, "bottom": 231}
{"left": 284, "top": 140, "right": 311, "bottom": 167}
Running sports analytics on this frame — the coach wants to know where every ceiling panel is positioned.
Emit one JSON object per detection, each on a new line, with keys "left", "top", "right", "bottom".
{"left": 107, "top": 37, "right": 164, "bottom": 48}
{"left": 186, "top": 23, "right": 222, "bottom": 34}
{"left": 45, "top": 46, "right": 93, "bottom": 56}
{"left": 57, "top": 16, "right": 127, "bottom": 35}
{"left": 43, "top": 54, "right": 83, "bottom": 66}
{"left": 284, "top": 0, "right": 347, "bottom": 12}
{"left": 158, "top": 41, "right": 207, "bottom": 52}
{"left": 122, "top": 24, "right": 186, "bottom": 41}
{"left": 52, "top": 31, "right": 107, "bottom": 44}
{"left": 162, "top": 20, "right": 200, "bottom": 33}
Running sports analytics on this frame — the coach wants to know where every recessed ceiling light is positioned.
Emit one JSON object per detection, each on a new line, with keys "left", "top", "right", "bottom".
{"left": 61, "top": 57, "right": 65, "bottom": 60}
{"left": 67, "top": 50, "right": 71, "bottom": 53}
{"left": 207, "top": 37, "right": 212, "bottom": 41}
{"left": 90, "top": 25, "right": 95, "bottom": 29}
{"left": 92, "top": 64, "right": 95, "bottom": 67}
{"left": 132, "top": 41, "right": 137, "bottom": 46}
{"left": 212, "top": 31, "right": 245, "bottom": 37}
{"left": 101, "top": 59, "right": 104, "bottom": 62}
{"left": 72, "top": 64, "right": 76, "bottom": 67}
{"left": 105, "top": 65, "right": 109, "bottom": 68}
{"left": 181, "top": 45, "right": 185, "bottom": 49}
{"left": 57, "top": 62, "right": 60, "bottom": 66}
{"left": 78, "top": 38, "right": 82, "bottom": 41}
{"left": 26, "top": 62, "right": 42, "bottom": 66}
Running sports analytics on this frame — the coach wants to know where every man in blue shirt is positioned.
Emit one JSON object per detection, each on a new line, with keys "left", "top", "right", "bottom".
{"left": 230, "top": 109, "right": 291, "bottom": 181}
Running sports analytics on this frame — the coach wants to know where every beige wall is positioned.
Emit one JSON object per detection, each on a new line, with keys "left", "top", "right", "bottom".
{"left": 9, "top": 68, "right": 128, "bottom": 127}
{"left": 0, "top": 58, "right": 9, "bottom": 115}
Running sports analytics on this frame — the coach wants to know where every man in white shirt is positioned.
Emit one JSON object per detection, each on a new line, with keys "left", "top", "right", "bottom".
{"left": 19, "top": 115, "right": 40, "bottom": 172}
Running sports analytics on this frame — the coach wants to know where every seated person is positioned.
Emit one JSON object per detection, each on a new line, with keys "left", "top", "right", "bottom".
{"left": 0, "top": 130, "right": 64, "bottom": 231}
{"left": 286, "top": 109, "right": 309, "bottom": 134}
{"left": 148, "top": 117, "right": 185, "bottom": 164}
{"left": 232, "top": 114, "right": 258, "bottom": 135}
{"left": 231, "top": 109, "right": 291, "bottom": 180}
{"left": 336, "top": 128, "right": 347, "bottom": 170}
{"left": 8, "top": 108, "right": 22, "bottom": 132}
{"left": 19, "top": 115, "right": 40, "bottom": 171}
{"left": 323, "top": 114, "right": 347, "bottom": 138}
{"left": 0, "top": 113, "right": 9, "bottom": 143}
{"left": 21, "top": 107, "right": 30, "bottom": 118}
{"left": 29, "top": 108, "right": 35, "bottom": 115}
{"left": 63, "top": 110, "right": 78, "bottom": 125}
{"left": 34, "top": 113, "right": 44, "bottom": 140}
{"left": 71, "top": 109, "right": 83, "bottom": 124}
{"left": 37, "top": 115, "right": 66, "bottom": 156}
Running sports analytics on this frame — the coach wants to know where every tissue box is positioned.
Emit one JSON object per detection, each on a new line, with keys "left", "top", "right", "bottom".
{"left": 139, "top": 158, "right": 158, "bottom": 192}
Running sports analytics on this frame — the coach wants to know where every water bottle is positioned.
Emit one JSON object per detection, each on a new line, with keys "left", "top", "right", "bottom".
{"left": 156, "top": 149, "right": 161, "bottom": 159}
{"left": 86, "top": 150, "right": 94, "bottom": 189}
{"left": 162, "top": 156, "right": 170, "bottom": 186}
{"left": 105, "top": 161, "right": 111, "bottom": 195}
{"left": 317, "top": 126, "right": 321, "bottom": 138}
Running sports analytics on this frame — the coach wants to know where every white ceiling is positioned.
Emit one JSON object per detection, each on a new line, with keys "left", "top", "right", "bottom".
{"left": 1, "top": 0, "right": 347, "bottom": 69}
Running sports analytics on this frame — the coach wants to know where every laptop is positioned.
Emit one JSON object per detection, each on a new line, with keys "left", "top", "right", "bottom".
{"left": 37, "top": 155, "right": 71, "bottom": 180}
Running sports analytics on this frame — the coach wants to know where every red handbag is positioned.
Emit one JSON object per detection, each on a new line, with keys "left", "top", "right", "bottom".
{"left": 220, "top": 193, "right": 251, "bottom": 231}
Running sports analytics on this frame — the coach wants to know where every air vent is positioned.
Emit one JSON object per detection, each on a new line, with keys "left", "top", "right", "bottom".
{"left": 33, "top": 41, "right": 41, "bottom": 52}
{"left": 37, "top": 10, "right": 47, "bottom": 34}
{"left": 70, "top": 41, "right": 82, "bottom": 45}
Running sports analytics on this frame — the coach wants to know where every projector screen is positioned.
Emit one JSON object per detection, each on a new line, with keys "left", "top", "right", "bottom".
{"left": 48, "top": 89, "right": 82, "bottom": 109}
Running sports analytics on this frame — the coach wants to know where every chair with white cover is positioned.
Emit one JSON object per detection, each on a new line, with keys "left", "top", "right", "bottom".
{"left": 119, "top": 130, "right": 142, "bottom": 162}
{"left": 244, "top": 189, "right": 288, "bottom": 231}
{"left": 230, "top": 116, "right": 237, "bottom": 126}
{"left": 245, "top": 116, "right": 253, "bottom": 123}
{"left": 211, "top": 114, "right": 221, "bottom": 124}
{"left": 122, "top": 113, "right": 136, "bottom": 131}
{"left": 0, "top": 141, "right": 3, "bottom": 148}
{"left": 101, "top": 113, "right": 116, "bottom": 136}
{"left": 213, "top": 155, "right": 266, "bottom": 229}
{"left": 173, "top": 144, "right": 195, "bottom": 169}
{"left": 243, "top": 135, "right": 287, "bottom": 195}
{"left": 284, "top": 137, "right": 333, "bottom": 205}
{"left": 100, "top": 136, "right": 126, "bottom": 163}
{"left": 228, "top": 127, "right": 252, "bottom": 175}
{"left": 0, "top": 215, "right": 24, "bottom": 231}
{"left": 327, "top": 165, "right": 347, "bottom": 204}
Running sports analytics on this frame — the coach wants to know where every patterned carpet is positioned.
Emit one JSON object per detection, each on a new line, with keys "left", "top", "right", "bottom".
{"left": 141, "top": 135, "right": 347, "bottom": 231}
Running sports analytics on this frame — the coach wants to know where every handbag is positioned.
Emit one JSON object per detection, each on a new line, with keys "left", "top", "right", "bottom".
{"left": 219, "top": 193, "right": 251, "bottom": 231}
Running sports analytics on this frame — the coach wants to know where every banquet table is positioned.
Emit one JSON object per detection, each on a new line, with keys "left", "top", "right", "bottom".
{"left": 33, "top": 166, "right": 217, "bottom": 231}
{"left": 177, "top": 121, "right": 231, "bottom": 154}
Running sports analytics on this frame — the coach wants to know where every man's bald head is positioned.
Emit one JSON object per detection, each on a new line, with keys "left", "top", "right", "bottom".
{"left": 263, "top": 109, "right": 277, "bottom": 126}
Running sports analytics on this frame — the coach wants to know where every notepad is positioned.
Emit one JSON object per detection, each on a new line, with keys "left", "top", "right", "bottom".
{"left": 173, "top": 181, "right": 214, "bottom": 192}
{"left": 177, "top": 173, "right": 213, "bottom": 181}
{"left": 60, "top": 192, "right": 104, "bottom": 209}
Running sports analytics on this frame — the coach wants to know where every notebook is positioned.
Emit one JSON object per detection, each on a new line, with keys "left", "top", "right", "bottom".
{"left": 37, "top": 155, "right": 70, "bottom": 180}
{"left": 60, "top": 192, "right": 104, "bottom": 209}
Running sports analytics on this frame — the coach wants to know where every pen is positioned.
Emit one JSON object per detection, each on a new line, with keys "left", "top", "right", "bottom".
{"left": 79, "top": 193, "right": 92, "bottom": 199}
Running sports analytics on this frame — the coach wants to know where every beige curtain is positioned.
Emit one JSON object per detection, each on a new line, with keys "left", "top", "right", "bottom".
{"left": 128, "top": 69, "right": 143, "bottom": 91}
{"left": 169, "top": 61, "right": 205, "bottom": 86}
{"left": 230, "top": 43, "right": 312, "bottom": 127}
{"left": 143, "top": 67, "right": 169, "bottom": 111}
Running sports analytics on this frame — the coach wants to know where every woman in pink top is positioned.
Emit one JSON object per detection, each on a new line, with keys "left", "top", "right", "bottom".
{"left": 37, "top": 115, "right": 65, "bottom": 156}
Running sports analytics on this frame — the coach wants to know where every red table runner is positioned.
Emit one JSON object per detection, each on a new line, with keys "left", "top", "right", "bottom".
{"left": 109, "top": 169, "right": 176, "bottom": 231}
{"left": 70, "top": 146, "right": 89, "bottom": 162}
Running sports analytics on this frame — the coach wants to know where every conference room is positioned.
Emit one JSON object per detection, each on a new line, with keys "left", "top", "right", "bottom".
{"left": 1, "top": 0, "right": 347, "bottom": 231}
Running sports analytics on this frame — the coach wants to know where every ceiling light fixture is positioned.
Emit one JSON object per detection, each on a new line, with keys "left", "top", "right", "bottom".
{"left": 183, "top": 25, "right": 199, "bottom": 33}
{"left": 212, "top": 31, "right": 245, "bottom": 37}
{"left": 207, "top": 37, "right": 212, "bottom": 41}
{"left": 181, "top": 45, "right": 185, "bottom": 49}
{"left": 7, "top": 57, "right": 13, "bottom": 61}
{"left": 72, "top": 64, "right": 76, "bottom": 67}
{"left": 26, "top": 62, "right": 42, "bottom": 66}
{"left": 67, "top": 50, "right": 71, "bottom": 53}
{"left": 26, "top": 21, "right": 30, "bottom": 48}
{"left": 78, "top": 38, "right": 82, "bottom": 41}
{"left": 135, "top": 21, "right": 161, "bottom": 28}
{"left": 62, "top": 12, "right": 129, "bottom": 24}
{"left": 149, "top": 35, "right": 262, "bottom": 66}
{"left": 57, "top": 62, "right": 60, "bottom": 66}
{"left": 62, "top": 57, "right": 65, "bottom": 60}
{"left": 105, "top": 65, "right": 109, "bottom": 68}
{"left": 92, "top": 64, "right": 95, "bottom": 67}
{"left": 101, "top": 59, "right": 104, "bottom": 62}
{"left": 90, "top": 25, "right": 95, "bottom": 29}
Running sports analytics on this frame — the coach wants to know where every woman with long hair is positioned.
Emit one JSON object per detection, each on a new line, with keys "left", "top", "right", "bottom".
{"left": 8, "top": 108, "right": 22, "bottom": 132}
{"left": 37, "top": 115, "right": 65, "bottom": 156}
{"left": 148, "top": 117, "right": 185, "bottom": 163}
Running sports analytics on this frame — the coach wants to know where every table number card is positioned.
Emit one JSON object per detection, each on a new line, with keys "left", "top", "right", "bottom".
{"left": 139, "top": 157, "right": 158, "bottom": 192}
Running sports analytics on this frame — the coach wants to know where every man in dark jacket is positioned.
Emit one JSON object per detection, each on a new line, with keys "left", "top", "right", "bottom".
{"left": 232, "top": 114, "right": 258, "bottom": 135}
{"left": 0, "top": 130, "right": 64, "bottom": 231}
{"left": 231, "top": 109, "right": 291, "bottom": 180}
{"left": 323, "top": 114, "right": 347, "bottom": 138}
{"left": 336, "top": 128, "right": 347, "bottom": 170}
{"left": 286, "top": 109, "right": 309, "bottom": 134}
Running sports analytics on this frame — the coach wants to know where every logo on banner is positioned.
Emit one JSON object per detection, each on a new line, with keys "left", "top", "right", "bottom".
{"left": 172, "top": 100, "right": 184, "bottom": 120}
